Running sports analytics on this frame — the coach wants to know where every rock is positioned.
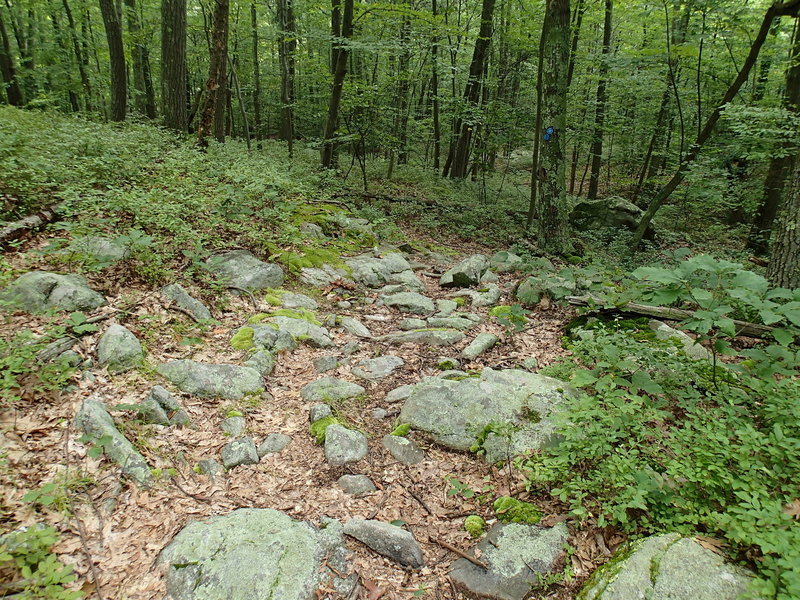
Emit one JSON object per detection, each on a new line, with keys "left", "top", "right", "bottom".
{"left": 96, "top": 324, "right": 144, "bottom": 373}
{"left": 243, "top": 349, "right": 276, "bottom": 375}
{"left": 196, "top": 459, "right": 222, "bottom": 477}
{"left": 438, "top": 370, "right": 469, "bottom": 379}
{"left": 338, "top": 316, "right": 372, "bottom": 338}
{"left": 74, "top": 396, "right": 151, "bottom": 485}
{"left": 385, "top": 384, "right": 415, "bottom": 404}
{"left": 160, "top": 283, "right": 213, "bottom": 322}
{"left": 489, "top": 251, "right": 524, "bottom": 273}
{"left": 221, "top": 416, "right": 246, "bottom": 437}
{"left": 147, "top": 385, "right": 190, "bottom": 425}
{"left": 159, "top": 508, "right": 351, "bottom": 600}
{"left": 313, "top": 356, "right": 339, "bottom": 373}
{"left": 570, "top": 196, "right": 655, "bottom": 238}
{"left": 382, "top": 435, "right": 424, "bottom": 464}
{"left": 427, "top": 316, "right": 477, "bottom": 331}
{"left": 59, "top": 350, "right": 82, "bottom": 367}
{"left": 435, "top": 299, "right": 459, "bottom": 317}
{"left": 521, "top": 357, "right": 539, "bottom": 371}
{"left": 136, "top": 396, "right": 170, "bottom": 425}
{"left": 257, "top": 433, "right": 292, "bottom": 457}
{"left": 340, "top": 341, "right": 361, "bottom": 355}
{"left": 270, "top": 316, "right": 333, "bottom": 348}
{"left": 345, "top": 253, "right": 419, "bottom": 288}
{"left": 380, "top": 292, "right": 435, "bottom": 315}
{"left": 399, "top": 318, "right": 428, "bottom": 330}
{"left": 157, "top": 360, "right": 263, "bottom": 400}
{"left": 515, "top": 275, "right": 576, "bottom": 306}
{"left": 580, "top": 534, "right": 755, "bottom": 600}
{"left": 324, "top": 425, "right": 368, "bottom": 466}
{"left": 437, "top": 357, "right": 461, "bottom": 370}
{"left": 455, "top": 283, "right": 502, "bottom": 307}
{"left": 378, "top": 329, "right": 465, "bottom": 347}
{"left": 450, "top": 523, "right": 568, "bottom": 600}
{"left": 481, "top": 271, "right": 499, "bottom": 283}
{"left": 440, "top": 255, "right": 490, "bottom": 288}
{"left": 343, "top": 519, "right": 424, "bottom": 568}
{"left": 220, "top": 437, "right": 260, "bottom": 469}
{"left": 67, "top": 235, "right": 129, "bottom": 263}
{"left": 337, "top": 474, "right": 376, "bottom": 496}
{"left": 298, "top": 264, "right": 351, "bottom": 287}
{"left": 649, "top": 320, "right": 711, "bottom": 360}
{"left": 277, "top": 291, "right": 318, "bottom": 310}
{"left": 372, "top": 408, "right": 388, "bottom": 419}
{"left": 300, "top": 222, "right": 326, "bottom": 239}
{"left": 462, "top": 333, "right": 501, "bottom": 360}
{"left": 300, "top": 378, "right": 366, "bottom": 403}
{"left": 309, "top": 404, "right": 333, "bottom": 422}
{"left": 206, "top": 250, "right": 284, "bottom": 291}
{"left": 390, "top": 269, "right": 426, "bottom": 292}
{"left": 399, "top": 369, "right": 575, "bottom": 463}
{"left": 0, "top": 271, "right": 105, "bottom": 313}
{"left": 351, "top": 356, "right": 404, "bottom": 380}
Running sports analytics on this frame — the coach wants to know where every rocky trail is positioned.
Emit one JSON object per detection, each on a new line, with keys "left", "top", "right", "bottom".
{"left": 0, "top": 235, "right": 757, "bottom": 600}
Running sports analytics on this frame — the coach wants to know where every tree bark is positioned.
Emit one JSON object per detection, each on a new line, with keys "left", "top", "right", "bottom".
{"left": 161, "top": 0, "right": 186, "bottom": 131}
{"left": 320, "top": 0, "right": 353, "bottom": 169}
{"left": 587, "top": 0, "right": 612, "bottom": 200}
{"left": 0, "top": 8, "right": 23, "bottom": 105}
{"left": 124, "top": 0, "right": 155, "bottom": 118}
{"left": 197, "top": 0, "right": 229, "bottom": 146}
{"left": 277, "top": 0, "right": 296, "bottom": 153}
{"left": 251, "top": 1, "right": 262, "bottom": 146}
{"left": 62, "top": 0, "right": 92, "bottom": 110}
{"left": 767, "top": 153, "right": 800, "bottom": 288}
{"left": 431, "top": 0, "right": 441, "bottom": 171}
{"left": 98, "top": 0, "right": 127, "bottom": 121}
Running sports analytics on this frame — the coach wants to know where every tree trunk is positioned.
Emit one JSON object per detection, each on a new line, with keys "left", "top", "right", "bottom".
{"left": 277, "top": 0, "right": 296, "bottom": 153}
{"left": 320, "top": 0, "right": 353, "bottom": 169}
{"left": 63, "top": 0, "right": 92, "bottom": 110}
{"left": 431, "top": 0, "right": 441, "bottom": 171}
{"left": 124, "top": 0, "right": 155, "bottom": 118}
{"left": 587, "top": 0, "right": 612, "bottom": 200}
{"left": 395, "top": 16, "right": 411, "bottom": 165}
{"left": 767, "top": 155, "right": 800, "bottom": 288}
{"left": 251, "top": 1, "right": 262, "bottom": 146}
{"left": 0, "top": 9, "right": 23, "bottom": 105}
{"left": 197, "top": 0, "right": 229, "bottom": 146}
{"left": 161, "top": 0, "right": 186, "bottom": 131}
{"left": 98, "top": 0, "right": 126, "bottom": 121}
{"left": 448, "top": 0, "right": 495, "bottom": 178}
{"left": 630, "top": 0, "right": 800, "bottom": 251}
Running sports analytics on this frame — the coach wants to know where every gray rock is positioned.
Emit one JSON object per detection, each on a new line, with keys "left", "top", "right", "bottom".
{"left": 515, "top": 275, "right": 576, "bottom": 305}
{"left": 340, "top": 341, "right": 361, "bottom": 355}
{"left": 481, "top": 271, "right": 499, "bottom": 283}
{"left": 438, "top": 370, "right": 470, "bottom": 379}
{"left": 0, "top": 271, "right": 105, "bottom": 313}
{"left": 221, "top": 437, "right": 259, "bottom": 469}
{"left": 427, "top": 316, "right": 478, "bottom": 331}
{"left": 206, "top": 250, "right": 284, "bottom": 292}
{"left": 257, "top": 433, "right": 292, "bottom": 457}
{"left": 435, "top": 299, "right": 459, "bottom": 317}
{"left": 345, "top": 253, "right": 415, "bottom": 288}
{"left": 337, "top": 475, "right": 376, "bottom": 496}
{"left": 136, "top": 396, "right": 170, "bottom": 425}
{"left": 278, "top": 291, "right": 319, "bottom": 310}
{"left": 157, "top": 360, "right": 263, "bottom": 400}
{"left": 580, "top": 534, "right": 755, "bottom": 600}
{"left": 300, "top": 222, "right": 326, "bottom": 239}
{"left": 301, "top": 378, "right": 365, "bottom": 404}
{"left": 309, "top": 404, "right": 333, "bottom": 422}
{"left": 390, "top": 269, "right": 426, "bottom": 292}
{"left": 159, "top": 508, "right": 351, "bottom": 600}
{"left": 489, "top": 251, "right": 525, "bottom": 273}
{"left": 298, "top": 264, "right": 351, "bottom": 287}
{"left": 339, "top": 317, "right": 372, "bottom": 338}
{"left": 570, "top": 196, "right": 655, "bottom": 238}
{"left": 336, "top": 301, "right": 352, "bottom": 309}
{"left": 462, "top": 333, "right": 501, "bottom": 360}
{"left": 146, "top": 386, "right": 190, "bottom": 426}
{"left": 380, "top": 292, "right": 435, "bottom": 315}
{"left": 399, "top": 369, "right": 575, "bottom": 463}
{"left": 324, "top": 425, "right": 368, "bottom": 466}
{"left": 67, "top": 235, "right": 130, "bottom": 263}
{"left": 649, "top": 320, "right": 711, "bottom": 360}
{"left": 221, "top": 416, "right": 246, "bottom": 437}
{"left": 270, "top": 316, "right": 333, "bottom": 348}
{"left": 399, "top": 318, "right": 428, "bottom": 330}
{"left": 96, "top": 324, "right": 144, "bottom": 373}
{"left": 351, "top": 356, "right": 404, "bottom": 380}
{"left": 243, "top": 324, "right": 278, "bottom": 350}
{"left": 440, "top": 255, "right": 490, "bottom": 288}
{"left": 59, "top": 350, "right": 82, "bottom": 367}
{"left": 74, "top": 396, "right": 151, "bottom": 485}
{"left": 313, "top": 356, "right": 339, "bottom": 373}
{"left": 382, "top": 435, "right": 424, "bottom": 464}
{"left": 378, "top": 283, "right": 414, "bottom": 295}
{"left": 378, "top": 329, "right": 465, "bottom": 347}
{"left": 372, "top": 408, "right": 388, "bottom": 419}
{"left": 243, "top": 349, "right": 276, "bottom": 375}
{"left": 272, "top": 329, "right": 299, "bottom": 353}
{"left": 456, "top": 283, "right": 502, "bottom": 307}
{"left": 437, "top": 357, "right": 461, "bottom": 370}
{"left": 160, "top": 283, "right": 213, "bottom": 322}
{"left": 521, "top": 357, "right": 539, "bottom": 371}
{"left": 196, "top": 459, "right": 222, "bottom": 477}
{"left": 385, "top": 384, "right": 415, "bottom": 404}
{"left": 450, "top": 523, "right": 568, "bottom": 600}
{"left": 343, "top": 519, "right": 424, "bottom": 568}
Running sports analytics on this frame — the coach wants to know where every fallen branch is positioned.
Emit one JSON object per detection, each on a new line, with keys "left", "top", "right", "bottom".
{"left": 566, "top": 296, "right": 775, "bottom": 339}
{"left": 433, "top": 537, "right": 487, "bottom": 569}
{"left": 0, "top": 204, "right": 65, "bottom": 247}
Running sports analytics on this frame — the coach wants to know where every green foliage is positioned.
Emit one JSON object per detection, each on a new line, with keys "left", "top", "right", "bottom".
{"left": 489, "top": 304, "right": 530, "bottom": 331}
{"left": 390, "top": 423, "right": 412, "bottom": 436}
{"left": 470, "top": 421, "right": 518, "bottom": 456}
{"left": 493, "top": 496, "right": 542, "bottom": 524}
{"left": 229, "top": 327, "right": 255, "bottom": 351}
{"left": 464, "top": 515, "right": 487, "bottom": 538}
{"left": 0, "top": 525, "right": 83, "bottom": 599}
{"left": 309, "top": 416, "right": 341, "bottom": 444}
{"left": 267, "top": 308, "right": 322, "bottom": 326}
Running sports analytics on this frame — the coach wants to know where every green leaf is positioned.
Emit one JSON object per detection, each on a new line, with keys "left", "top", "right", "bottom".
{"left": 772, "top": 328, "right": 794, "bottom": 347}
{"left": 632, "top": 267, "right": 682, "bottom": 284}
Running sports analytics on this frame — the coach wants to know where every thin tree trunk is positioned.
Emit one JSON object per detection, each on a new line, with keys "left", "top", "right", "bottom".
{"left": 320, "top": 0, "right": 353, "bottom": 168}
{"left": 566, "top": 0, "right": 584, "bottom": 88}
{"left": 49, "top": 11, "right": 79, "bottom": 111}
{"left": 432, "top": 0, "right": 441, "bottom": 170}
{"left": 752, "top": 17, "right": 781, "bottom": 102}
{"left": 161, "top": 0, "right": 186, "bottom": 131}
{"left": 197, "top": 0, "right": 229, "bottom": 146}
{"left": 277, "top": 0, "right": 296, "bottom": 153}
{"left": 251, "top": 1, "right": 262, "bottom": 146}
{"left": 98, "top": 0, "right": 127, "bottom": 121}
{"left": 62, "top": 0, "right": 92, "bottom": 110}
{"left": 395, "top": 16, "right": 411, "bottom": 165}
{"left": 587, "top": 0, "right": 612, "bottom": 200}
{"left": 0, "top": 9, "right": 23, "bottom": 105}
{"left": 124, "top": 0, "right": 155, "bottom": 118}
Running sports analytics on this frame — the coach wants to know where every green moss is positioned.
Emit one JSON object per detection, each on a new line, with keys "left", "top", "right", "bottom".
{"left": 391, "top": 423, "right": 412, "bottom": 437}
{"left": 453, "top": 296, "right": 467, "bottom": 307}
{"left": 263, "top": 288, "right": 286, "bottom": 306}
{"left": 230, "top": 327, "right": 255, "bottom": 350}
{"left": 275, "top": 247, "right": 347, "bottom": 274}
{"left": 464, "top": 515, "right": 487, "bottom": 538}
{"left": 493, "top": 496, "right": 542, "bottom": 524}
{"left": 269, "top": 308, "right": 322, "bottom": 326}
{"left": 247, "top": 313, "right": 269, "bottom": 323}
{"left": 489, "top": 305, "right": 513, "bottom": 318}
{"left": 226, "top": 409, "right": 244, "bottom": 417}
{"left": 309, "top": 416, "right": 341, "bottom": 444}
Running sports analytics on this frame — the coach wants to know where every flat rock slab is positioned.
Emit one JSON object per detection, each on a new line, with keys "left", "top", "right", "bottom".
{"left": 75, "top": 396, "right": 151, "bottom": 485}
{"left": 489, "top": 251, "right": 525, "bottom": 273}
{"left": 580, "top": 534, "right": 755, "bottom": 600}
{"left": 270, "top": 316, "right": 333, "bottom": 348}
{"left": 299, "top": 264, "right": 352, "bottom": 288}
{"left": 440, "top": 254, "right": 489, "bottom": 288}
{"left": 275, "top": 291, "right": 318, "bottom": 310}
{"left": 160, "top": 283, "right": 213, "bottom": 322}
{"left": 221, "top": 437, "right": 259, "bottom": 469}
{"left": 345, "top": 253, "right": 423, "bottom": 290}
{"left": 352, "top": 356, "right": 404, "bottom": 380}
{"left": 450, "top": 523, "right": 568, "bottom": 600}
{"left": 96, "top": 324, "right": 144, "bottom": 373}
{"left": 337, "top": 474, "right": 376, "bottom": 496}
{"left": 426, "top": 316, "right": 478, "bottom": 331}
{"left": 0, "top": 271, "right": 105, "bottom": 312}
{"left": 380, "top": 292, "right": 435, "bottom": 315}
{"left": 338, "top": 317, "right": 372, "bottom": 338}
{"left": 258, "top": 433, "right": 292, "bottom": 457}
{"left": 399, "top": 369, "right": 575, "bottom": 463}
{"left": 453, "top": 283, "right": 502, "bottom": 307}
{"left": 300, "top": 378, "right": 365, "bottom": 403}
{"left": 649, "top": 320, "right": 710, "bottom": 360}
{"left": 66, "top": 236, "right": 130, "bottom": 263}
{"left": 324, "top": 425, "right": 368, "bottom": 466}
{"left": 382, "top": 435, "right": 424, "bottom": 464}
{"left": 158, "top": 360, "right": 263, "bottom": 400}
{"left": 159, "top": 508, "right": 352, "bottom": 600}
{"left": 378, "top": 329, "right": 465, "bottom": 347}
{"left": 206, "top": 250, "right": 284, "bottom": 292}
{"left": 343, "top": 519, "right": 424, "bottom": 568}
{"left": 462, "top": 333, "right": 501, "bottom": 360}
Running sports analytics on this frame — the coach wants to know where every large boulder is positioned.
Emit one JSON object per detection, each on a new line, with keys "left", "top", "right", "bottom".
{"left": 157, "top": 360, "right": 263, "bottom": 400}
{"left": 206, "top": 250, "right": 284, "bottom": 292}
{"left": 96, "top": 324, "right": 144, "bottom": 373}
{"left": 380, "top": 292, "right": 435, "bottom": 315}
{"left": 159, "top": 508, "right": 354, "bottom": 600}
{"left": 0, "top": 271, "right": 105, "bottom": 312}
{"left": 345, "top": 253, "right": 423, "bottom": 290}
{"left": 570, "top": 196, "right": 655, "bottom": 239}
{"left": 579, "top": 534, "right": 756, "bottom": 600}
{"left": 440, "top": 255, "right": 490, "bottom": 288}
{"left": 399, "top": 369, "right": 575, "bottom": 463}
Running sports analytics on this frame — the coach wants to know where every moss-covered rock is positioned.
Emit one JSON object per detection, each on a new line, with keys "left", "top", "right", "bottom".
{"left": 493, "top": 496, "right": 542, "bottom": 524}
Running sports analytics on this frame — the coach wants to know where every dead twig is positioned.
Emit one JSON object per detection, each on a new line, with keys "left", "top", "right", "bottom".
{"left": 406, "top": 486, "right": 433, "bottom": 515}
{"left": 433, "top": 538, "right": 487, "bottom": 569}
{"left": 227, "top": 286, "right": 259, "bottom": 310}
{"left": 171, "top": 479, "right": 212, "bottom": 504}
{"left": 164, "top": 303, "right": 203, "bottom": 323}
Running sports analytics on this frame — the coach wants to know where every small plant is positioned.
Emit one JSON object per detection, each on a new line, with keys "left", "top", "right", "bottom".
{"left": 390, "top": 423, "right": 411, "bottom": 436}
{"left": 464, "top": 515, "right": 487, "bottom": 538}
{"left": 492, "top": 496, "right": 542, "bottom": 524}
{"left": 489, "top": 304, "right": 530, "bottom": 331}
